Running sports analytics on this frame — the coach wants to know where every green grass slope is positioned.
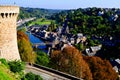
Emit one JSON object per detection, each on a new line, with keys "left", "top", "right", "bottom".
{"left": 0, "top": 63, "right": 16, "bottom": 80}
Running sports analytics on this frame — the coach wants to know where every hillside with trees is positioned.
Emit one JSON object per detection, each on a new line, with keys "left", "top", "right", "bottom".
{"left": 0, "top": 59, "right": 25, "bottom": 80}
{"left": 50, "top": 7, "right": 120, "bottom": 59}
{"left": 17, "top": 30, "right": 50, "bottom": 66}
{"left": 18, "top": 7, "right": 62, "bottom": 19}
{"left": 0, "top": 59, "right": 43, "bottom": 80}
{"left": 0, "top": 63, "right": 16, "bottom": 80}
{"left": 50, "top": 46, "right": 118, "bottom": 80}
{"left": 51, "top": 46, "right": 93, "bottom": 80}
{"left": 17, "top": 7, "right": 119, "bottom": 79}
{"left": 50, "top": 8, "right": 120, "bottom": 38}
{"left": 83, "top": 56, "right": 118, "bottom": 80}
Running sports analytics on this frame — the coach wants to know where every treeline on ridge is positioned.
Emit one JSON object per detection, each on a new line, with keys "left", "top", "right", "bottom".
{"left": 18, "top": 7, "right": 62, "bottom": 19}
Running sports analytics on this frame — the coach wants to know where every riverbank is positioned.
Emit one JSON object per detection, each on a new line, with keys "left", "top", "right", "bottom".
{"left": 26, "top": 32, "right": 48, "bottom": 53}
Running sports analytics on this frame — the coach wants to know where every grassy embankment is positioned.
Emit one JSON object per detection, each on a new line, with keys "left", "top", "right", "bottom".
{"left": 0, "top": 63, "right": 16, "bottom": 80}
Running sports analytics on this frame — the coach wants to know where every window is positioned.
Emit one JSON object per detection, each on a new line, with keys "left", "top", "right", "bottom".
{"left": 1, "top": 13, "right": 4, "bottom": 18}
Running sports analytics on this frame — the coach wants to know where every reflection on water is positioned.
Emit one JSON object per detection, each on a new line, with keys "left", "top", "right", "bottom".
{"left": 26, "top": 32, "right": 46, "bottom": 49}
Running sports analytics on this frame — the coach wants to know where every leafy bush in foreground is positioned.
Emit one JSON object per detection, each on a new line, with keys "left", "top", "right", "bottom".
{"left": 22, "top": 72, "right": 43, "bottom": 80}
{"left": 35, "top": 50, "right": 49, "bottom": 67}
{"left": 0, "top": 58, "right": 9, "bottom": 67}
{"left": 8, "top": 60, "right": 25, "bottom": 73}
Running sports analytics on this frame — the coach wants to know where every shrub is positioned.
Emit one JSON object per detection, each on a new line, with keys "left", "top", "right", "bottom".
{"left": 35, "top": 50, "right": 49, "bottom": 67}
{"left": 8, "top": 60, "right": 25, "bottom": 73}
{"left": 0, "top": 58, "right": 9, "bottom": 67}
{"left": 24, "top": 72, "right": 35, "bottom": 80}
{"left": 35, "top": 75, "right": 43, "bottom": 80}
{"left": 22, "top": 72, "right": 43, "bottom": 80}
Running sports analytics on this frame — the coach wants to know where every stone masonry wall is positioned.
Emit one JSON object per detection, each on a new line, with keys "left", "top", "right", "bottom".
{"left": 0, "top": 5, "right": 20, "bottom": 61}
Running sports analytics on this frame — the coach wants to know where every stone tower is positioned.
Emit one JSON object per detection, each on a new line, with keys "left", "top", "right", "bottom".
{"left": 0, "top": 5, "right": 20, "bottom": 61}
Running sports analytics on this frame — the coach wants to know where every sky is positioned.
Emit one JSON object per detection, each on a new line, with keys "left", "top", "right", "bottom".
{"left": 0, "top": 0, "right": 120, "bottom": 9}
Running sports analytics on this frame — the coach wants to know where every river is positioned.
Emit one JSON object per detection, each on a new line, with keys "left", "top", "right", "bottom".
{"left": 26, "top": 32, "right": 47, "bottom": 50}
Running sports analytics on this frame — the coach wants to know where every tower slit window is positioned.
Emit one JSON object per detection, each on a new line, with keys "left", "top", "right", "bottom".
{"left": 1, "top": 13, "right": 4, "bottom": 18}
{"left": 9, "top": 13, "right": 12, "bottom": 17}
{"left": 5, "top": 13, "right": 8, "bottom": 18}
{"left": 12, "top": 13, "right": 14, "bottom": 16}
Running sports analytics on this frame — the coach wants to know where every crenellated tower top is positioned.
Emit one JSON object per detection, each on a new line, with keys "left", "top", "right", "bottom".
{"left": 0, "top": 5, "right": 20, "bottom": 61}
{"left": 0, "top": 5, "right": 19, "bottom": 18}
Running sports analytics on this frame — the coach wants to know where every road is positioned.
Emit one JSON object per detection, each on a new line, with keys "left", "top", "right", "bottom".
{"left": 25, "top": 64, "right": 70, "bottom": 80}
{"left": 17, "top": 17, "right": 36, "bottom": 27}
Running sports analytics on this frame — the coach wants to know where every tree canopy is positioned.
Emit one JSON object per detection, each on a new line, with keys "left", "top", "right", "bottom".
{"left": 83, "top": 56, "right": 118, "bottom": 80}
{"left": 51, "top": 46, "right": 92, "bottom": 80}
{"left": 17, "top": 30, "right": 36, "bottom": 63}
{"left": 50, "top": 7, "right": 120, "bottom": 59}
{"left": 18, "top": 7, "right": 62, "bottom": 19}
{"left": 35, "top": 50, "right": 50, "bottom": 67}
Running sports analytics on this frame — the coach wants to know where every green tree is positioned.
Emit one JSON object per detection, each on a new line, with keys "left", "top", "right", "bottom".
{"left": 35, "top": 50, "right": 49, "bottom": 66}
{"left": 75, "top": 43, "right": 84, "bottom": 51}
{"left": 17, "top": 30, "right": 36, "bottom": 63}
{"left": 24, "top": 72, "right": 35, "bottom": 80}
{"left": 47, "top": 21, "right": 56, "bottom": 32}
{"left": 0, "top": 58, "right": 9, "bottom": 67}
{"left": 22, "top": 72, "right": 43, "bottom": 80}
{"left": 8, "top": 60, "right": 25, "bottom": 73}
{"left": 41, "top": 18, "right": 45, "bottom": 22}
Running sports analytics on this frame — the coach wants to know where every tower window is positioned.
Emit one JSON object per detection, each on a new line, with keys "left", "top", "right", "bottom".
{"left": 12, "top": 13, "right": 14, "bottom": 16}
{"left": 5, "top": 13, "right": 8, "bottom": 18}
{"left": 9, "top": 13, "right": 12, "bottom": 17}
{"left": 1, "top": 13, "right": 4, "bottom": 18}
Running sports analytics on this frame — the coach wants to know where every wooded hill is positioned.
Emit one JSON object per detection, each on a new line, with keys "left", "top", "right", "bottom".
{"left": 50, "top": 7, "right": 120, "bottom": 59}
{"left": 18, "top": 7, "right": 62, "bottom": 19}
